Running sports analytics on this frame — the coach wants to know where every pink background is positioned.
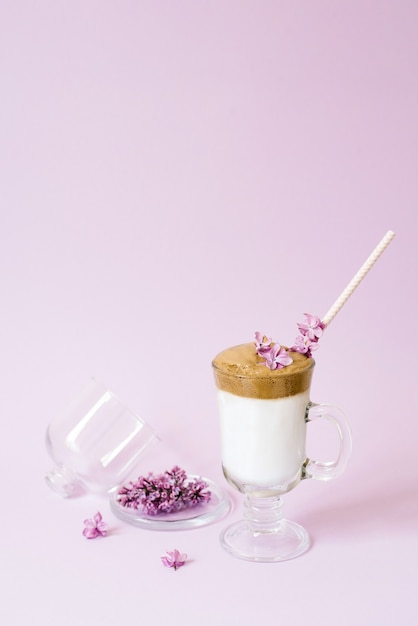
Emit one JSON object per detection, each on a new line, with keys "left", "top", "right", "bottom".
{"left": 1, "top": 1, "right": 417, "bottom": 624}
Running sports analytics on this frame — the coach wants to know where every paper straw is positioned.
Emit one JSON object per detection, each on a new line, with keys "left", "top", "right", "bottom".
{"left": 322, "top": 230, "right": 395, "bottom": 327}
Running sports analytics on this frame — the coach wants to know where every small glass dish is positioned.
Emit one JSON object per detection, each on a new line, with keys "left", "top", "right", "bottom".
{"left": 110, "top": 475, "right": 230, "bottom": 530}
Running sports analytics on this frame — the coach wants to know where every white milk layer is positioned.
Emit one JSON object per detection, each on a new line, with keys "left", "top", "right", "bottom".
{"left": 217, "top": 388, "right": 310, "bottom": 488}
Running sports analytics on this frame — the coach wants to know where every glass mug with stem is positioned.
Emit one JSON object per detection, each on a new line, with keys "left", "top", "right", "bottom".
{"left": 212, "top": 343, "right": 352, "bottom": 562}
{"left": 45, "top": 378, "right": 159, "bottom": 497}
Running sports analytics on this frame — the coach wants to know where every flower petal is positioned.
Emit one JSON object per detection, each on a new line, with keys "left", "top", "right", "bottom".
{"left": 83, "top": 527, "right": 99, "bottom": 539}
{"left": 93, "top": 512, "right": 103, "bottom": 524}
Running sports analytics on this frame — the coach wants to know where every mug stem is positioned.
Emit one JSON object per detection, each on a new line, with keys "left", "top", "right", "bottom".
{"left": 244, "top": 494, "right": 285, "bottom": 532}
{"left": 220, "top": 494, "right": 310, "bottom": 562}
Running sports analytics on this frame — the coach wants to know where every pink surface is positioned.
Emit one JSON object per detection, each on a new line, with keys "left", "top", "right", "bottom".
{"left": 1, "top": 1, "right": 417, "bottom": 624}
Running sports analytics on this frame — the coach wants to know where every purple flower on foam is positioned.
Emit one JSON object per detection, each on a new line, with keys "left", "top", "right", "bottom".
{"left": 297, "top": 313, "right": 325, "bottom": 341}
{"left": 254, "top": 331, "right": 272, "bottom": 356}
{"left": 82, "top": 512, "right": 108, "bottom": 539}
{"left": 291, "top": 312, "right": 324, "bottom": 357}
{"left": 161, "top": 549, "right": 187, "bottom": 571}
{"left": 253, "top": 313, "right": 324, "bottom": 370}
{"left": 263, "top": 343, "right": 293, "bottom": 370}
{"left": 290, "top": 334, "right": 320, "bottom": 358}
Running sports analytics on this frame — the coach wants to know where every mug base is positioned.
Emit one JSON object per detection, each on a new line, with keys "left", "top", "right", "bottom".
{"left": 220, "top": 518, "right": 310, "bottom": 562}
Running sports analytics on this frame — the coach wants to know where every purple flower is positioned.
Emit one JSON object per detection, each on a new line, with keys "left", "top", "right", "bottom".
{"left": 116, "top": 466, "right": 211, "bottom": 515}
{"left": 262, "top": 343, "right": 293, "bottom": 370}
{"left": 82, "top": 512, "right": 108, "bottom": 539}
{"left": 290, "top": 334, "right": 320, "bottom": 358}
{"left": 161, "top": 549, "right": 187, "bottom": 571}
{"left": 297, "top": 313, "right": 325, "bottom": 341}
{"left": 253, "top": 314, "right": 324, "bottom": 367}
{"left": 254, "top": 331, "right": 272, "bottom": 355}
{"left": 291, "top": 312, "right": 324, "bottom": 357}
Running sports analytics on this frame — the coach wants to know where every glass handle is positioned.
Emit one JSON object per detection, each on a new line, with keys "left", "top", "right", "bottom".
{"left": 303, "top": 402, "right": 352, "bottom": 481}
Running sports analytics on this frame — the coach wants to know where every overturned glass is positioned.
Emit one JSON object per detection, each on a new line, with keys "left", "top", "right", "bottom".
{"left": 45, "top": 379, "right": 159, "bottom": 497}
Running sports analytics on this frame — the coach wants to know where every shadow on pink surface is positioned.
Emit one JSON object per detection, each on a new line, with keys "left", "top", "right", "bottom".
{"left": 299, "top": 487, "right": 418, "bottom": 541}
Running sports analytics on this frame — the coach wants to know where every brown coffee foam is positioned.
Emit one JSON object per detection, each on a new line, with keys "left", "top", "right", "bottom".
{"left": 212, "top": 343, "right": 314, "bottom": 399}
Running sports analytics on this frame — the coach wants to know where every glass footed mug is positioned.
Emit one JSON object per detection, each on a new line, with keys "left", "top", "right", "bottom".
{"left": 212, "top": 344, "right": 352, "bottom": 562}
{"left": 45, "top": 379, "right": 159, "bottom": 497}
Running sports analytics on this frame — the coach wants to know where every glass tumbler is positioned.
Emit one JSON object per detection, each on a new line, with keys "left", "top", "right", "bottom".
{"left": 45, "top": 379, "right": 159, "bottom": 497}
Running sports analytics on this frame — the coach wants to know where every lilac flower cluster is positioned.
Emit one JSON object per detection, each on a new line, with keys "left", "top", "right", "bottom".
{"left": 290, "top": 313, "right": 325, "bottom": 358}
{"left": 255, "top": 313, "right": 325, "bottom": 368}
{"left": 116, "top": 466, "right": 211, "bottom": 515}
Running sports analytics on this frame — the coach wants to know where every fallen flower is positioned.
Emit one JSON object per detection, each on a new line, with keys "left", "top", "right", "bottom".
{"left": 82, "top": 512, "right": 108, "bottom": 539}
{"left": 161, "top": 549, "right": 187, "bottom": 571}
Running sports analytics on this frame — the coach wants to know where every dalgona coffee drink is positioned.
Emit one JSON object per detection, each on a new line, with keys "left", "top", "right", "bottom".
{"left": 212, "top": 343, "right": 315, "bottom": 492}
